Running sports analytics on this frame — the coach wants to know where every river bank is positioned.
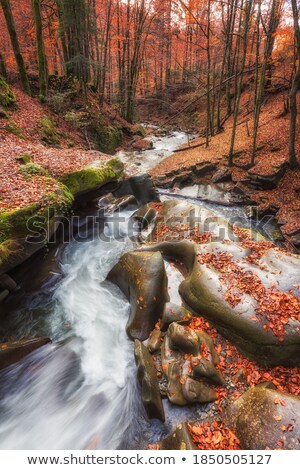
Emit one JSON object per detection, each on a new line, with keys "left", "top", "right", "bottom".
{"left": 150, "top": 92, "right": 300, "bottom": 251}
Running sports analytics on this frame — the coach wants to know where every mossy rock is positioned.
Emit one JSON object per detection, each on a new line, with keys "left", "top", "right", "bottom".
{"left": 16, "top": 154, "right": 32, "bottom": 165}
{"left": 60, "top": 158, "right": 124, "bottom": 196}
{"left": 38, "top": 116, "right": 60, "bottom": 146}
{"left": 0, "top": 181, "right": 73, "bottom": 269}
{"left": 0, "top": 240, "right": 21, "bottom": 267}
{"left": 97, "top": 125, "right": 123, "bottom": 154}
{"left": 89, "top": 121, "right": 123, "bottom": 154}
{"left": 0, "top": 76, "right": 16, "bottom": 108}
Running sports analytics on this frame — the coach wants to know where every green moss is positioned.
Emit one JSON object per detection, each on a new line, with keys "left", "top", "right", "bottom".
{"left": 0, "top": 240, "right": 21, "bottom": 266}
{"left": 95, "top": 125, "right": 123, "bottom": 154}
{"left": 0, "top": 76, "right": 16, "bottom": 108}
{"left": 38, "top": 116, "right": 60, "bottom": 145}
{"left": 20, "top": 163, "right": 49, "bottom": 179}
{"left": 0, "top": 159, "right": 123, "bottom": 271}
{"left": 16, "top": 154, "right": 32, "bottom": 165}
{"left": 136, "top": 125, "right": 147, "bottom": 138}
{"left": 64, "top": 111, "right": 84, "bottom": 129}
{"left": 42, "top": 182, "right": 74, "bottom": 217}
{"left": 0, "top": 204, "right": 40, "bottom": 244}
{"left": 5, "top": 119, "right": 24, "bottom": 138}
{"left": 60, "top": 158, "right": 124, "bottom": 196}
{"left": 0, "top": 181, "right": 73, "bottom": 247}
{"left": 0, "top": 106, "right": 9, "bottom": 119}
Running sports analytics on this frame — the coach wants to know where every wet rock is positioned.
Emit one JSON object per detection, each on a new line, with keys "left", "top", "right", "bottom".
{"left": 98, "top": 193, "right": 137, "bottom": 214}
{"left": 158, "top": 423, "right": 197, "bottom": 450}
{"left": 0, "top": 274, "right": 17, "bottom": 292}
{"left": 182, "top": 377, "right": 217, "bottom": 404}
{"left": 0, "top": 337, "right": 51, "bottom": 371}
{"left": 245, "top": 162, "right": 287, "bottom": 190}
{"left": 178, "top": 240, "right": 300, "bottom": 366}
{"left": 168, "top": 322, "right": 199, "bottom": 355}
{"left": 225, "top": 384, "right": 300, "bottom": 450}
{"left": 160, "top": 302, "right": 192, "bottom": 332}
{"left": 161, "top": 323, "right": 223, "bottom": 405}
{"left": 132, "top": 204, "right": 157, "bottom": 232}
{"left": 143, "top": 240, "right": 196, "bottom": 272}
{"left": 228, "top": 186, "right": 256, "bottom": 205}
{"left": 155, "top": 163, "right": 216, "bottom": 188}
{"left": 107, "top": 251, "right": 169, "bottom": 341}
{"left": 148, "top": 329, "right": 163, "bottom": 353}
{"left": 0, "top": 289, "right": 9, "bottom": 302}
{"left": 134, "top": 340, "right": 165, "bottom": 422}
{"left": 114, "top": 174, "right": 160, "bottom": 206}
{"left": 145, "top": 199, "right": 233, "bottom": 243}
{"left": 142, "top": 211, "right": 300, "bottom": 366}
{"left": 212, "top": 167, "right": 232, "bottom": 184}
{"left": 193, "top": 162, "right": 217, "bottom": 177}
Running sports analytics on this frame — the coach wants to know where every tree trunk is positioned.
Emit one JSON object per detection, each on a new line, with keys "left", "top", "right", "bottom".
{"left": 99, "top": 0, "right": 112, "bottom": 104}
{"left": 251, "top": 0, "right": 282, "bottom": 165}
{"left": 0, "top": 53, "right": 7, "bottom": 78}
{"left": 0, "top": 0, "right": 31, "bottom": 94}
{"left": 228, "top": 0, "right": 253, "bottom": 167}
{"left": 206, "top": 0, "right": 212, "bottom": 147}
{"left": 289, "top": 0, "right": 300, "bottom": 169}
{"left": 32, "top": 0, "right": 48, "bottom": 100}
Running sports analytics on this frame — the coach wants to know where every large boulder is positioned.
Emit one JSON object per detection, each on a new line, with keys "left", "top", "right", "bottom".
{"left": 107, "top": 251, "right": 169, "bottom": 341}
{"left": 0, "top": 337, "right": 51, "bottom": 371}
{"left": 134, "top": 340, "right": 165, "bottom": 422}
{"left": 226, "top": 384, "right": 300, "bottom": 450}
{"left": 145, "top": 199, "right": 234, "bottom": 243}
{"left": 179, "top": 240, "right": 300, "bottom": 366}
{"left": 144, "top": 236, "right": 300, "bottom": 366}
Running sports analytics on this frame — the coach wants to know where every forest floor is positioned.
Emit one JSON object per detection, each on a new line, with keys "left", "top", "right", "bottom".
{"left": 150, "top": 91, "right": 300, "bottom": 249}
{"left": 0, "top": 85, "right": 121, "bottom": 211}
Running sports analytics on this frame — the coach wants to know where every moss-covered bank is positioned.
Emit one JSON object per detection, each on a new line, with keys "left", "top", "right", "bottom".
{"left": 0, "top": 158, "right": 124, "bottom": 274}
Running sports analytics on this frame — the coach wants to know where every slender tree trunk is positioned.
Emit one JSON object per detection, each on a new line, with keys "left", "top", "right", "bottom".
{"left": 206, "top": 0, "right": 212, "bottom": 147}
{"left": 251, "top": 0, "right": 282, "bottom": 165}
{"left": 0, "top": 0, "right": 31, "bottom": 94}
{"left": 32, "top": 0, "right": 48, "bottom": 100}
{"left": 228, "top": 0, "right": 253, "bottom": 166}
{"left": 99, "top": 0, "right": 112, "bottom": 104}
{"left": 289, "top": 0, "right": 300, "bottom": 168}
{"left": 0, "top": 52, "right": 7, "bottom": 78}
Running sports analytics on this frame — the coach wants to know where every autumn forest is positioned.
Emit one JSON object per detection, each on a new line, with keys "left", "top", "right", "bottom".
{"left": 0, "top": 0, "right": 300, "bottom": 453}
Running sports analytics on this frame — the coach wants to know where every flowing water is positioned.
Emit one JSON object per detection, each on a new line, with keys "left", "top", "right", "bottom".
{"left": 115, "top": 128, "right": 194, "bottom": 174}
{"left": 0, "top": 130, "right": 281, "bottom": 450}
